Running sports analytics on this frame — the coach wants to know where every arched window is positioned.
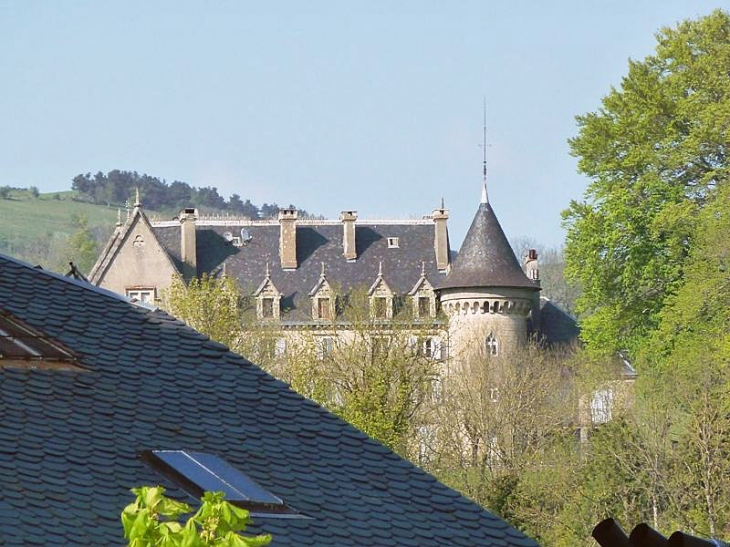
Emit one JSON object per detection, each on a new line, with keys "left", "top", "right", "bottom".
{"left": 485, "top": 333, "right": 499, "bottom": 356}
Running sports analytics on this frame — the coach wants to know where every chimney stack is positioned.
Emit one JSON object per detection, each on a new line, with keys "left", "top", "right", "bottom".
{"left": 432, "top": 205, "right": 450, "bottom": 271}
{"left": 524, "top": 249, "right": 540, "bottom": 281}
{"left": 340, "top": 210, "right": 358, "bottom": 261}
{"left": 278, "top": 208, "right": 298, "bottom": 269}
{"left": 180, "top": 208, "right": 198, "bottom": 279}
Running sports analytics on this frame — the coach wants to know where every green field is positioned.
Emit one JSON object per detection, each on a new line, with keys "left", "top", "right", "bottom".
{"left": 0, "top": 190, "right": 120, "bottom": 244}
{"left": 0, "top": 190, "right": 149, "bottom": 270}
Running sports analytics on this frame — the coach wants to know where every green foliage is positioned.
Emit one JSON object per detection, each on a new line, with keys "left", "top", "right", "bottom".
{"left": 122, "top": 486, "right": 271, "bottom": 547}
{"left": 563, "top": 9, "right": 730, "bottom": 357}
{"left": 63, "top": 213, "right": 99, "bottom": 274}
{"left": 162, "top": 275, "right": 245, "bottom": 353}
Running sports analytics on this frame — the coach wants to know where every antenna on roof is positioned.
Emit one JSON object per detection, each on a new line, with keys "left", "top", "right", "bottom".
{"left": 479, "top": 97, "right": 489, "bottom": 204}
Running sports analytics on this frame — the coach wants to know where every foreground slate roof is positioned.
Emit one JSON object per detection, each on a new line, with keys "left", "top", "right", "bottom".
{"left": 0, "top": 253, "right": 538, "bottom": 546}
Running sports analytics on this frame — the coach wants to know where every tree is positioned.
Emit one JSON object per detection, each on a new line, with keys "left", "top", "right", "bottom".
{"left": 425, "top": 341, "right": 584, "bottom": 535}
{"left": 563, "top": 10, "right": 730, "bottom": 358}
{"left": 249, "top": 287, "right": 439, "bottom": 458}
{"left": 162, "top": 275, "right": 246, "bottom": 354}
{"left": 122, "top": 486, "right": 271, "bottom": 546}
{"left": 63, "top": 214, "right": 99, "bottom": 274}
{"left": 0, "top": 186, "right": 11, "bottom": 199}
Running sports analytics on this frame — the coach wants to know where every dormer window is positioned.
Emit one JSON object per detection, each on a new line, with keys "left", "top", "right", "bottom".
{"left": 372, "top": 297, "right": 388, "bottom": 319}
{"left": 253, "top": 267, "right": 281, "bottom": 321}
{"left": 261, "top": 297, "right": 275, "bottom": 319}
{"left": 387, "top": 237, "right": 399, "bottom": 248}
{"left": 309, "top": 264, "right": 336, "bottom": 322}
{"left": 317, "top": 297, "right": 332, "bottom": 320}
{"left": 408, "top": 265, "right": 436, "bottom": 319}
{"left": 368, "top": 263, "right": 394, "bottom": 320}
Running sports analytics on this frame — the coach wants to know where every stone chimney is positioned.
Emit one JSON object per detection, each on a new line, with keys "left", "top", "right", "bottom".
{"left": 432, "top": 205, "right": 450, "bottom": 271}
{"left": 524, "top": 248, "right": 540, "bottom": 281}
{"left": 340, "top": 210, "right": 358, "bottom": 261}
{"left": 278, "top": 208, "right": 298, "bottom": 269}
{"left": 180, "top": 208, "right": 198, "bottom": 279}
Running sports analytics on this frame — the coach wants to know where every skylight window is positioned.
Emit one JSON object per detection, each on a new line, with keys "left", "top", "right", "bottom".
{"left": 143, "top": 450, "right": 303, "bottom": 516}
{"left": 0, "top": 311, "right": 82, "bottom": 370}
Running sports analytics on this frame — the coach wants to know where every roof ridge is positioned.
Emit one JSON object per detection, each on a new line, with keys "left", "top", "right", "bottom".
{"left": 0, "top": 252, "right": 132, "bottom": 305}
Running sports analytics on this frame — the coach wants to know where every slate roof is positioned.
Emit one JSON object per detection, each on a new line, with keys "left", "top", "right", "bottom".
{"left": 0, "top": 252, "right": 538, "bottom": 546}
{"left": 531, "top": 298, "right": 580, "bottom": 346}
{"left": 153, "top": 220, "right": 448, "bottom": 321}
{"left": 437, "top": 202, "right": 539, "bottom": 292}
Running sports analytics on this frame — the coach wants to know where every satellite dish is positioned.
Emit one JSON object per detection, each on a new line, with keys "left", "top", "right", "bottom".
{"left": 223, "top": 231, "right": 234, "bottom": 242}
{"left": 241, "top": 228, "right": 252, "bottom": 243}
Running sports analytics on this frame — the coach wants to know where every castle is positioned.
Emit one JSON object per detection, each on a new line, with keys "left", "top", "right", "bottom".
{"left": 89, "top": 180, "right": 578, "bottom": 363}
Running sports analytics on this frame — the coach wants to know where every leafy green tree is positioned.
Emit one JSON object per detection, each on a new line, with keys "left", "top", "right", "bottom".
{"left": 563, "top": 9, "right": 730, "bottom": 358}
{"left": 162, "top": 275, "right": 246, "bottom": 354}
{"left": 0, "top": 186, "right": 11, "bottom": 199}
{"left": 252, "top": 287, "right": 438, "bottom": 458}
{"left": 122, "top": 486, "right": 271, "bottom": 546}
{"left": 63, "top": 214, "right": 99, "bottom": 274}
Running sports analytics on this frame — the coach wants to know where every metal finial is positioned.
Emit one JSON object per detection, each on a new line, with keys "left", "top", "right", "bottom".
{"left": 421, "top": 261, "right": 426, "bottom": 276}
{"left": 116, "top": 208, "right": 122, "bottom": 226}
{"left": 480, "top": 97, "right": 489, "bottom": 204}
{"left": 439, "top": 197, "right": 445, "bottom": 210}
{"left": 134, "top": 187, "right": 142, "bottom": 208}
{"left": 265, "top": 262, "right": 270, "bottom": 277}
{"left": 321, "top": 262, "right": 326, "bottom": 277}
{"left": 378, "top": 261, "right": 383, "bottom": 277}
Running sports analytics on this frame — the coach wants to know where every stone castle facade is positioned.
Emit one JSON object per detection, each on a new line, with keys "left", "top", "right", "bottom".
{"left": 89, "top": 183, "right": 578, "bottom": 364}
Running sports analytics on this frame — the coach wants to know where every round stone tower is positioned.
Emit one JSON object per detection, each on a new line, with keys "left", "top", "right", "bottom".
{"left": 437, "top": 183, "right": 540, "bottom": 362}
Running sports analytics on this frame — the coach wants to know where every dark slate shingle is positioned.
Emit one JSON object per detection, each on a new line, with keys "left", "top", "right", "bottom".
{"left": 0, "top": 252, "right": 538, "bottom": 546}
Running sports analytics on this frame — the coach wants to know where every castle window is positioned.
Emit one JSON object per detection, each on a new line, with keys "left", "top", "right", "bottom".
{"left": 421, "top": 337, "right": 442, "bottom": 359}
{"left": 418, "top": 297, "right": 431, "bottom": 318}
{"left": 387, "top": 237, "right": 399, "bottom": 248}
{"left": 591, "top": 388, "right": 614, "bottom": 424}
{"left": 317, "top": 297, "right": 332, "bottom": 320}
{"left": 126, "top": 288, "right": 155, "bottom": 303}
{"left": 261, "top": 298, "right": 274, "bottom": 318}
{"left": 275, "top": 338, "right": 286, "bottom": 358}
{"left": 485, "top": 333, "right": 499, "bottom": 356}
{"left": 372, "top": 297, "right": 388, "bottom": 319}
{"left": 317, "top": 337, "right": 334, "bottom": 360}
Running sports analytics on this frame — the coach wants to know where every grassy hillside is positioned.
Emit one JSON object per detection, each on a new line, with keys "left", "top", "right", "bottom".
{"left": 0, "top": 190, "right": 119, "bottom": 243}
{"left": 0, "top": 189, "right": 137, "bottom": 272}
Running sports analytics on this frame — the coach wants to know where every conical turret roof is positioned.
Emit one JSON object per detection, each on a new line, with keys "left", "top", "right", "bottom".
{"left": 437, "top": 200, "right": 538, "bottom": 291}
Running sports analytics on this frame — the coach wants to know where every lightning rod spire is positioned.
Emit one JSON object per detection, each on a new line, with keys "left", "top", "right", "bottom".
{"left": 481, "top": 97, "right": 489, "bottom": 204}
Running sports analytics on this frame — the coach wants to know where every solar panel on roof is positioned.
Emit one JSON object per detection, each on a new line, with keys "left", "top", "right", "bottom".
{"left": 151, "top": 450, "right": 283, "bottom": 506}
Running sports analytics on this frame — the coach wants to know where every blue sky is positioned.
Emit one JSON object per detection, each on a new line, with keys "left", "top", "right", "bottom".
{"left": 0, "top": 1, "right": 725, "bottom": 248}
